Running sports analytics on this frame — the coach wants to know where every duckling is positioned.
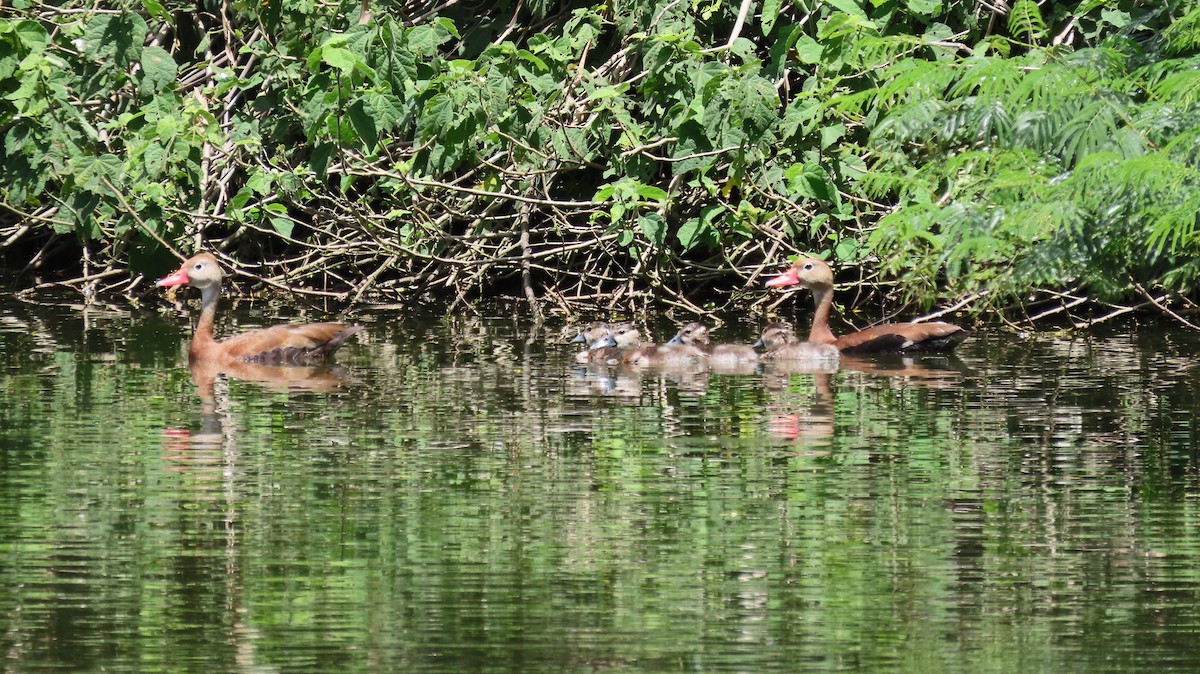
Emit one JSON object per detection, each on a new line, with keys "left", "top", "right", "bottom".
{"left": 667, "top": 322, "right": 759, "bottom": 368}
{"left": 570, "top": 321, "right": 615, "bottom": 345}
{"left": 614, "top": 326, "right": 707, "bottom": 368}
{"left": 755, "top": 322, "right": 840, "bottom": 365}
{"left": 576, "top": 322, "right": 639, "bottom": 364}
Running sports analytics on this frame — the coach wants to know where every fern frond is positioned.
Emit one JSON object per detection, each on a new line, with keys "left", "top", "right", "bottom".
{"left": 1163, "top": 127, "right": 1200, "bottom": 165}
{"left": 1008, "top": 0, "right": 1048, "bottom": 45}
{"left": 1148, "top": 70, "right": 1200, "bottom": 107}
{"left": 949, "top": 57, "right": 1026, "bottom": 101}
{"left": 1127, "top": 55, "right": 1200, "bottom": 92}
{"left": 1161, "top": 5, "right": 1200, "bottom": 57}
{"left": 856, "top": 152, "right": 929, "bottom": 199}
{"left": 1056, "top": 99, "right": 1130, "bottom": 166}
{"left": 1009, "top": 64, "right": 1095, "bottom": 113}
{"left": 1147, "top": 193, "right": 1200, "bottom": 256}
{"left": 974, "top": 98, "right": 1013, "bottom": 144}
{"left": 868, "top": 98, "right": 946, "bottom": 148}
{"left": 1012, "top": 109, "right": 1055, "bottom": 153}
{"left": 1061, "top": 46, "right": 1131, "bottom": 87}
{"left": 1065, "top": 152, "right": 1199, "bottom": 256}
{"left": 865, "top": 59, "right": 956, "bottom": 108}
{"left": 857, "top": 33, "right": 924, "bottom": 71}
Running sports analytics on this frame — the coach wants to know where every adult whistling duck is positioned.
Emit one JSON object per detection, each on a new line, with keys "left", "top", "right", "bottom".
{"left": 753, "top": 322, "right": 840, "bottom": 365}
{"left": 667, "top": 322, "right": 759, "bottom": 367}
{"left": 765, "top": 257, "right": 968, "bottom": 353}
{"left": 157, "top": 252, "right": 364, "bottom": 365}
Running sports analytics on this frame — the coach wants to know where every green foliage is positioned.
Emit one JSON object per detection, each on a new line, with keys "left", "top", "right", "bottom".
{"left": 834, "top": 2, "right": 1200, "bottom": 309}
{"left": 2, "top": 0, "right": 1200, "bottom": 319}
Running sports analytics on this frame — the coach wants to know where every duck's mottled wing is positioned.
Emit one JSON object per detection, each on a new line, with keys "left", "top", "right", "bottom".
{"left": 222, "top": 323, "right": 364, "bottom": 364}
{"left": 836, "top": 322, "right": 967, "bottom": 354}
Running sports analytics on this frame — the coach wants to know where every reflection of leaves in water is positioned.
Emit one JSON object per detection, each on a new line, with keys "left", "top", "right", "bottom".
{"left": 6, "top": 304, "right": 1200, "bottom": 670}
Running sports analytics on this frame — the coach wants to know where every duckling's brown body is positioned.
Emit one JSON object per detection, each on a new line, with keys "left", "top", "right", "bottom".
{"left": 621, "top": 342, "right": 707, "bottom": 368}
{"left": 570, "top": 321, "right": 616, "bottom": 347}
{"left": 668, "top": 322, "right": 759, "bottom": 368}
{"left": 583, "top": 324, "right": 705, "bottom": 367}
{"left": 755, "top": 322, "right": 840, "bottom": 365}
{"left": 576, "top": 322, "right": 640, "bottom": 364}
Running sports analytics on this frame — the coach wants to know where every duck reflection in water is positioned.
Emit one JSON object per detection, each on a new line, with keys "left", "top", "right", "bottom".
{"left": 189, "top": 358, "right": 359, "bottom": 410}
{"left": 838, "top": 353, "right": 970, "bottom": 389}
{"left": 162, "top": 356, "right": 360, "bottom": 468}
{"left": 761, "top": 371, "right": 835, "bottom": 449}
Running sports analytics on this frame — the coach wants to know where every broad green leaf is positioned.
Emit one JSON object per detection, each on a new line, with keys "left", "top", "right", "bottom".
{"left": 517, "top": 50, "right": 547, "bottom": 71}
{"left": 635, "top": 184, "right": 669, "bottom": 202}
{"left": 409, "top": 25, "right": 451, "bottom": 57}
{"left": 587, "top": 85, "right": 624, "bottom": 101}
{"left": 364, "top": 91, "right": 406, "bottom": 131}
{"left": 677, "top": 217, "right": 702, "bottom": 252}
{"left": 639, "top": 213, "right": 666, "bottom": 247}
{"left": 310, "top": 142, "right": 335, "bottom": 180}
{"left": 419, "top": 94, "right": 454, "bottom": 141}
{"left": 824, "top": 0, "right": 867, "bottom": 20}
{"left": 808, "top": 213, "right": 830, "bottom": 236}
{"left": 140, "top": 0, "right": 170, "bottom": 20}
{"left": 1100, "top": 9, "right": 1131, "bottom": 29}
{"left": 246, "top": 170, "right": 274, "bottom": 195}
{"left": 609, "top": 202, "right": 628, "bottom": 225}
{"left": 230, "top": 186, "right": 255, "bottom": 211}
{"left": 434, "top": 17, "right": 461, "bottom": 39}
{"left": 785, "top": 162, "right": 838, "bottom": 204}
{"left": 322, "top": 47, "right": 360, "bottom": 73}
{"left": 80, "top": 13, "right": 146, "bottom": 66}
{"left": 70, "top": 154, "right": 122, "bottom": 190}
{"left": 265, "top": 203, "right": 294, "bottom": 237}
{"left": 794, "top": 35, "right": 823, "bottom": 64}
{"left": 270, "top": 216, "right": 294, "bottom": 238}
{"left": 819, "top": 123, "right": 845, "bottom": 149}
{"left": 348, "top": 99, "right": 377, "bottom": 148}
{"left": 139, "top": 140, "right": 166, "bottom": 175}
{"left": 322, "top": 32, "right": 353, "bottom": 49}
{"left": 761, "top": 0, "right": 783, "bottom": 36}
{"left": 679, "top": 205, "right": 721, "bottom": 251}
{"left": 13, "top": 19, "right": 48, "bottom": 51}
{"left": 139, "top": 45, "right": 177, "bottom": 95}
{"left": 905, "top": 0, "right": 941, "bottom": 16}
{"left": 834, "top": 237, "right": 860, "bottom": 262}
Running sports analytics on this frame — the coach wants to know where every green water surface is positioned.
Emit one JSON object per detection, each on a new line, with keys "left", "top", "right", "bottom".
{"left": 2, "top": 297, "right": 1199, "bottom": 673}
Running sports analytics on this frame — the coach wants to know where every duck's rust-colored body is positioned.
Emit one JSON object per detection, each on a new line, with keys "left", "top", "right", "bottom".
{"left": 158, "top": 253, "right": 363, "bottom": 365}
{"left": 765, "top": 257, "right": 968, "bottom": 354}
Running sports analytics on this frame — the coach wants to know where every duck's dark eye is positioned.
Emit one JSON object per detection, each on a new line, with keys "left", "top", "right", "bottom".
{"left": 193, "top": 262, "right": 205, "bottom": 271}
{"left": 803, "top": 262, "right": 813, "bottom": 270}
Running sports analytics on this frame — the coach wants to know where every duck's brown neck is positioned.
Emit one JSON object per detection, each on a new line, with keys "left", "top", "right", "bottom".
{"left": 189, "top": 284, "right": 221, "bottom": 360}
{"left": 807, "top": 285, "right": 838, "bottom": 345}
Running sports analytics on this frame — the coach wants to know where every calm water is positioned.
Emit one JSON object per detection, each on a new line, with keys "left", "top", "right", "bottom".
{"left": 3, "top": 294, "right": 1200, "bottom": 673}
